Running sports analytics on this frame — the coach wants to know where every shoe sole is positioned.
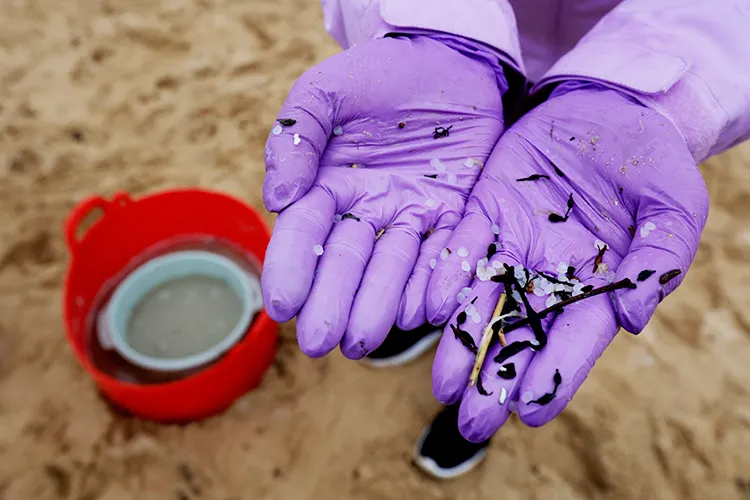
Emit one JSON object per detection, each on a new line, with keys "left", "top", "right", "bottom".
{"left": 359, "top": 329, "right": 442, "bottom": 369}
{"left": 412, "top": 423, "right": 488, "bottom": 480}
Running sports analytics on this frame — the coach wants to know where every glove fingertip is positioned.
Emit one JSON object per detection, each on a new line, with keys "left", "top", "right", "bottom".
{"left": 395, "top": 306, "right": 424, "bottom": 332}
{"left": 396, "top": 279, "right": 427, "bottom": 331}
{"left": 425, "top": 278, "right": 457, "bottom": 325}
{"left": 261, "top": 288, "right": 299, "bottom": 323}
{"left": 518, "top": 403, "right": 563, "bottom": 428}
{"left": 263, "top": 297, "right": 296, "bottom": 323}
{"left": 613, "top": 258, "right": 683, "bottom": 334}
{"left": 262, "top": 176, "right": 306, "bottom": 213}
{"left": 431, "top": 380, "right": 463, "bottom": 405}
{"left": 431, "top": 340, "right": 469, "bottom": 405}
{"left": 426, "top": 306, "right": 451, "bottom": 327}
{"left": 612, "top": 291, "right": 659, "bottom": 335}
{"left": 517, "top": 378, "right": 576, "bottom": 428}
{"left": 297, "top": 337, "right": 333, "bottom": 359}
{"left": 260, "top": 265, "right": 310, "bottom": 323}
{"left": 339, "top": 338, "right": 369, "bottom": 360}
{"left": 458, "top": 397, "right": 510, "bottom": 443}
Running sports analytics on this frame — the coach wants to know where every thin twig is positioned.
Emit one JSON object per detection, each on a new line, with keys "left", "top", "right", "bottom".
{"left": 502, "top": 279, "right": 636, "bottom": 335}
{"left": 497, "top": 324, "right": 508, "bottom": 348}
{"left": 469, "top": 293, "right": 506, "bottom": 387}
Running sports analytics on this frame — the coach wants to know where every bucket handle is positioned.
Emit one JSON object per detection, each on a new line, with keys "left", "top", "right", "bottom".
{"left": 65, "top": 192, "right": 132, "bottom": 253}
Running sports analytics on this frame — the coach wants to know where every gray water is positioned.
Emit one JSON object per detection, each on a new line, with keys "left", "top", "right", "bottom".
{"left": 126, "top": 275, "right": 244, "bottom": 359}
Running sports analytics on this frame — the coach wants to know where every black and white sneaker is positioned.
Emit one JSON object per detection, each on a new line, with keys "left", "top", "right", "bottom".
{"left": 360, "top": 323, "right": 442, "bottom": 369}
{"left": 413, "top": 404, "right": 491, "bottom": 479}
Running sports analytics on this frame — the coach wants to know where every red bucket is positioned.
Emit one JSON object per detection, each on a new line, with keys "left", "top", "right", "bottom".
{"left": 62, "top": 189, "right": 278, "bottom": 422}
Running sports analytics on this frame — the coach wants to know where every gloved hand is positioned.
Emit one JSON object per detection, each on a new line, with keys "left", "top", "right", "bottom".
{"left": 261, "top": 35, "right": 507, "bottom": 358}
{"left": 426, "top": 83, "right": 709, "bottom": 441}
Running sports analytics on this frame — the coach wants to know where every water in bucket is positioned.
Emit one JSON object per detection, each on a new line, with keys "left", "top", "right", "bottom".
{"left": 126, "top": 275, "right": 244, "bottom": 359}
{"left": 86, "top": 237, "right": 261, "bottom": 384}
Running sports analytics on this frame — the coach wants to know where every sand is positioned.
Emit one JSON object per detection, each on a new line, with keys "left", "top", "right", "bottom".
{"left": 1, "top": 1, "right": 750, "bottom": 499}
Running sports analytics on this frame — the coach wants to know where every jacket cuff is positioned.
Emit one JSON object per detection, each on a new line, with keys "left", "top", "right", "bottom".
{"left": 531, "top": 1, "right": 750, "bottom": 163}
{"left": 324, "top": 0, "right": 525, "bottom": 78}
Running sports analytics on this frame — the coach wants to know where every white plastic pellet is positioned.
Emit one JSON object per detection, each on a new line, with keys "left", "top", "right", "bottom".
{"left": 557, "top": 262, "right": 569, "bottom": 274}
{"left": 333, "top": 125, "right": 344, "bottom": 136}
{"left": 429, "top": 258, "right": 437, "bottom": 269}
{"left": 498, "top": 387, "right": 507, "bottom": 405}
{"left": 640, "top": 221, "right": 657, "bottom": 238}
{"left": 461, "top": 260, "right": 471, "bottom": 272}
{"left": 457, "top": 247, "right": 469, "bottom": 258}
{"left": 464, "top": 158, "right": 477, "bottom": 168}
{"left": 430, "top": 158, "right": 446, "bottom": 171}
{"left": 334, "top": 214, "right": 343, "bottom": 222}
{"left": 477, "top": 267, "right": 494, "bottom": 281}
{"left": 313, "top": 244, "right": 324, "bottom": 256}
{"left": 440, "top": 248, "right": 450, "bottom": 260}
{"left": 491, "top": 224, "right": 500, "bottom": 235}
{"left": 514, "top": 267, "right": 527, "bottom": 287}
{"left": 471, "top": 312, "right": 482, "bottom": 324}
{"left": 492, "top": 260, "right": 503, "bottom": 270}
{"left": 461, "top": 287, "right": 473, "bottom": 296}
{"left": 272, "top": 125, "right": 283, "bottom": 135}
{"left": 293, "top": 133, "right": 301, "bottom": 146}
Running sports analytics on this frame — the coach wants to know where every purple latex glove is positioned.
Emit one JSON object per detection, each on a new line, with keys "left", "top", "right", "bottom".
{"left": 261, "top": 35, "right": 507, "bottom": 358}
{"left": 426, "top": 83, "right": 709, "bottom": 442}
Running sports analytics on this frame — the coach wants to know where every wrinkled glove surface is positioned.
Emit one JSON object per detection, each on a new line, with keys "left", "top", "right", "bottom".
{"left": 261, "top": 35, "right": 507, "bottom": 359}
{"left": 426, "top": 83, "right": 709, "bottom": 442}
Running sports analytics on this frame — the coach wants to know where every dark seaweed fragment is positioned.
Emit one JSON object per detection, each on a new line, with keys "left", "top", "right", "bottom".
{"left": 486, "top": 243, "right": 497, "bottom": 260}
{"left": 516, "top": 174, "right": 550, "bottom": 182}
{"left": 497, "top": 363, "right": 516, "bottom": 380}
{"left": 529, "top": 369, "right": 562, "bottom": 406}
{"left": 476, "top": 373, "right": 493, "bottom": 396}
{"left": 659, "top": 269, "right": 682, "bottom": 285}
{"left": 433, "top": 126, "right": 453, "bottom": 139}
{"left": 451, "top": 324, "right": 478, "bottom": 354}
{"left": 593, "top": 243, "right": 608, "bottom": 272}
{"left": 456, "top": 311, "right": 467, "bottom": 326}
{"left": 637, "top": 269, "right": 656, "bottom": 282}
